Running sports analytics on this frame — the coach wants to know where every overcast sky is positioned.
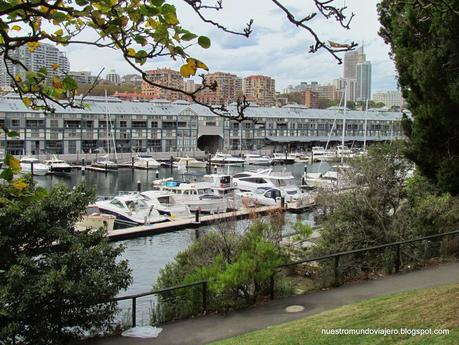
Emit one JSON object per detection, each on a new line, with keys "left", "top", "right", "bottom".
{"left": 65, "top": 0, "right": 399, "bottom": 94}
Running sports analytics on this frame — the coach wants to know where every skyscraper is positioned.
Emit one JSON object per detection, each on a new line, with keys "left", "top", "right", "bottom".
{"left": 356, "top": 61, "right": 372, "bottom": 101}
{"left": 343, "top": 47, "right": 365, "bottom": 79}
{"left": 343, "top": 46, "right": 371, "bottom": 101}
{"left": 0, "top": 43, "right": 69, "bottom": 89}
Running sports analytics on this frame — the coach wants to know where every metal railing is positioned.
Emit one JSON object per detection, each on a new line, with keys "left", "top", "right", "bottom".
{"left": 114, "top": 280, "right": 207, "bottom": 327}
{"left": 113, "top": 229, "right": 459, "bottom": 327}
{"left": 268, "top": 229, "right": 459, "bottom": 299}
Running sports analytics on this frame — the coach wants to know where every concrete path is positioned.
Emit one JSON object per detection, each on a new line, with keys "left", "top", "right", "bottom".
{"left": 86, "top": 262, "right": 459, "bottom": 345}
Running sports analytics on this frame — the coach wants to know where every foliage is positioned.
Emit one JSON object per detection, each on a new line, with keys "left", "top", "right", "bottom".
{"left": 314, "top": 142, "right": 459, "bottom": 281}
{"left": 152, "top": 217, "right": 288, "bottom": 323}
{"left": 378, "top": 0, "right": 459, "bottom": 194}
{"left": 0, "top": 181, "right": 132, "bottom": 345}
{"left": 0, "top": 0, "right": 356, "bottom": 121}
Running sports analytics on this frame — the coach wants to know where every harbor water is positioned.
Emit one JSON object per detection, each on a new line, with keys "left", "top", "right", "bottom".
{"left": 34, "top": 162, "right": 331, "bottom": 324}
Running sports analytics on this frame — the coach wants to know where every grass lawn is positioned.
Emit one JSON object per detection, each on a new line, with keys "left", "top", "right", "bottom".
{"left": 210, "top": 283, "right": 459, "bottom": 345}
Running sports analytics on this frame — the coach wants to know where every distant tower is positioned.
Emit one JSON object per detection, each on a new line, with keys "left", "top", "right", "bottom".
{"left": 356, "top": 61, "right": 372, "bottom": 101}
{"left": 106, "top": 69, "right": 121, "bottom": 85}
{"left": 343, "top": 46, "right": 365, "bottom": 79}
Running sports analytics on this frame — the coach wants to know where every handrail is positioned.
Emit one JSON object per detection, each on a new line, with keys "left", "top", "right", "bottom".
{"left": 112, "top": 228, "right": 459, "bottom": 327}
{"left": 277, "top": 229, "right": 459, "bottom": 268}
{"left": 112, "top": 280, "right": 207, "bottom": 302}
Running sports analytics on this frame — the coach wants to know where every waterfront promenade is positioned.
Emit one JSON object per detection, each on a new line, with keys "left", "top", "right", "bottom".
{"left": 86, "top": 261, "right": 459, "bottom": 345}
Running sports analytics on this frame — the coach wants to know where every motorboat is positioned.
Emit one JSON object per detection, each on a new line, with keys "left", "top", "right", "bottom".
{"left": 0, "top": 150, "right": 4, "bottom": 169}
{"left": 271, "top": 152, "right": 296, "bottom": 165}
{"left": 244, "top": 153, "right": 272, "bottom": 165}
{"left": 20, "top": 157, "right": 49, "bottom": 175}
{"left": 91, "top": 155, "right": 118, "bottom": 171}
{"left": 238, "top": 187, "right": 283, "bottom": 207}
{"left": 202, "top": 174, "right": 236, "bottom": 198}
{"left": 336, "top": 145, "right": 354, "bottom": 158}
{"left": 160, "top": 180, "right": 228, "bottom": 213}
{"left": 211, "top": 152, "right": 245, "bottom": 166}
{"left": 311, "top": 146, "right": 336, "bottom": 162}
{"left": 94, "top": 194, "right": 168, "bottom": 225}
{"left": 302, "top": 165, "right": 351, "bottom": 190}
{"left": 44, "top": 156, "right": 72, "bottom": 173}
{"left": 134, "top": 154, "right": 161, "bottom": 169}
{"left": 176, "top": 157, "right": 207, "bottom": 169}
{"left": 139, "top": 190, "right": 192, "bottom": 219}
{"left": 75, "top": 207, "right": 116, "bottom": 232}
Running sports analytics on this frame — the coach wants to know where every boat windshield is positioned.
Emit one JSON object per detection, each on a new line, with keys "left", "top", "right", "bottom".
{"left": 197, "top": 188, "right": 213, "bottom": 195}
{"left": 254, "top": 188, "right": 270, "bottom": 194}
{"left": 125, "top": 199, "right": 149, "bottom": 211}
{"left": 271, "top": 179, "right": 294, "bottom": 187}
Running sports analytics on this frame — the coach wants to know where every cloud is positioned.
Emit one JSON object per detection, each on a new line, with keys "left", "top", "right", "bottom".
{"left": 63, "top": 0, "right": 398, "bottom": 92}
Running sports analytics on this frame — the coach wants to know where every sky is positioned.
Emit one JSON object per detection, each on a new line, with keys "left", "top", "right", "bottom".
{"left": 64, "top": 0, "right": 399, "bottom": 93}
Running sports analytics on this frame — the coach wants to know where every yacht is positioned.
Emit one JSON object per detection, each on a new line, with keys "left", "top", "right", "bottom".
{"left": 271, "top": 152, "right": 296, "bottom": 165}
{"left": 44, "top": 156, "right": 72, "bottom": 173}
{"left": 336, "top": 145, "right": 354, "bottom": 158}
{"left": 302, "top": 165, "right": 351, "bottom": 190}
{"left": 20, "top": 157, "right": 49, "bottom": 175}
{"left": 311, "top": 146, "right": 336, "bottom": 162}
{"left": 160, "top": 181, "right": 228, "bottom": 213}
{"left": 94, "top": 194, "right": 168, "bottom": 225}
{"left": 211, "top": 152, "right": 245, "bottom": 166}
{"left": 244, "top": 153, "right": 272, "bottom": 165}
{"left": 75, "top": 207, "right": 116, "bottom": 232}
{"left": 139, "top": 190, "right": 192, "bottom": 219}
{"left": 0, "top": 150, "right": 4, "bottom": 169}
{"left": 202, "top": 174, "right": 236, "bottom": 198}
{"left": 91, "top": 155, "right": 118, "bottom": 171}
{"left": 134, "top": 154, "right": 161, "bottom": 169}
{"left": 233, "top": 169, "right": 304, "bottom": 201}
{"left": 176, "top": 157, "right": 207, "bottom": 169}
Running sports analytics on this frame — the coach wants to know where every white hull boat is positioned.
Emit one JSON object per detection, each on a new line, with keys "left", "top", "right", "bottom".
{"left": 176, "top": 157, "right": 207, "bottom": 169}
{"left": 94, "top": 195, "right": 168, "bottom": 225}
{"left": 244, "top": 153, "right": 272, "bottom": 165}
{"left": 20, "top": 157, "right": 49, "bottom": 175}
{"left": 44, "top": 156, "right": 72, "bottom": 173}
{"left": 211, "top": 152, "right": 245, "bottom": 166}
{"left": 134, "top": 155, "right": 161, "bottom": 169}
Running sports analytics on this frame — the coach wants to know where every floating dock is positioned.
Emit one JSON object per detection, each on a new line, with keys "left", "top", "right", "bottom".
{"left": 107, "top": 202, "right": 315, "bottom": 241}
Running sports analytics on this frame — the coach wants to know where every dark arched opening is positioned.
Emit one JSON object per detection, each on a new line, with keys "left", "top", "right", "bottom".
{"left": 197, "top": 135, "right": 223, "bottom": 154}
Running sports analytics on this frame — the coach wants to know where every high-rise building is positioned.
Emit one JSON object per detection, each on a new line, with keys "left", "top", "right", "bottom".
{"left": 0, "top": 43, "right": 69, "bottom": 89}
{"left": 303, "top": 90, "right": 319, "bottom": 108}
{"left": 184, "top": 80, "right": 197, "bottom": 93}
{"left": 373, "top": 90, "right": 406, "bottom": 108}
{"left": 317, "top": 84, "right": 339, "bottom": 101}
{"left": 196, "top": 72, "right": 242, "bottom": 105}
{"left": 243, "top": 75, "right": 275, "bottom": 107}
{"left": 343, "top": 47, "right": 365, "bottom": 79}
{"left": 105, "top": 69, "right": 121, "bottom": 85}
{"left": 141, "top": 68, "right": 184, "bottom": 101}
{"left": 356, "top": 61, "right": 372, "bottom": 101}
{"left": 334, "top": 78, "right": 357, "bottom": 103}
{"left": 68, "top": 71, "right": 98, "bottom": 85}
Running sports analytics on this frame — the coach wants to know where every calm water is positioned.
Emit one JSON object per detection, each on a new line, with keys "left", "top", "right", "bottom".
{"left": 33, "top": 162, "right": 329, "bottom": 324}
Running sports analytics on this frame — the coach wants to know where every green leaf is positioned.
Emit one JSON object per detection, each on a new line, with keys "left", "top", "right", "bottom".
{"left": 0, "top": 168, "right": 13, "bottom": 181}
{"left": 198, "top": 36, "right": 211, "bottom": 49}
{"left": 62, "top": 76, "right": 78, "bottom": 90}
{"left": 181, "top": 32, "right": 197, "bottom": 41}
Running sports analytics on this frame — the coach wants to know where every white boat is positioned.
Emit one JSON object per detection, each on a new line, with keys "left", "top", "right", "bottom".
{"left": 20, "top": 157, "right": 49, "bottom": 175}
{"left": 233, "top": 168, "right": 303, "bottom": 201}
{"left": 44, "top": 156, "right": 72, "bottom": 173}
{"left": 176, "top": 157, "right": 207, "bottom": 169}
{"left": 211, "top": 152, "right": 245, "bottom": 165}
{"left": 202, "top": 174, "right": 236, "bottom": 197}
{"left": 134, "top": 154, "right": 161, "bottom": 169}
{"left": 91, "top": 155, "right": 118, "bottom": 171}
{"left": 238, "top": 187, "right": 283, "bottom": 207}
{"left": 302, "top": 165, "right": 351, "bottom": 190}
{"left": 160, "top": 181, "right": 228, "bottom": 213}
{"left": 311, "top": 146, "right": 336, "bottom": 162}
{"left": 336, "top": 145, "right": 354, "bottom": 158}
{"left": 94, "top": 195, "right": 168, "bottom": 225}
{"left": 244, "top": 153, "right": 272, "bottom": 165}
{"left": 139, "top": 190, "right": 192, "bottom": 219}
{"left": 75, "top": 208, "right": 116, "bottom": 232}
{"left": 0, "top": 150, "right": 4, "bottom": 169}
{"left": 271, "top": 153, "right": 296, "bottom": 165}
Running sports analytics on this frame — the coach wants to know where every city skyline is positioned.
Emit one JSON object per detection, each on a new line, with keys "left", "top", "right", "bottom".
{"left": 64, "top": 0, "right": 398, "bottom": 93}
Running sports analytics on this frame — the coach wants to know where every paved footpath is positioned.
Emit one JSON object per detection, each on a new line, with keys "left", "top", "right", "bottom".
{"left": 86, "top": 262, "right": 459, "bottom": 345}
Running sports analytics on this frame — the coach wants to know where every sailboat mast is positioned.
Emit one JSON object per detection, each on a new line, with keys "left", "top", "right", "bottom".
{"left": 104, "top": 89, "right": 109, "bottom": 157}
{"left": 364, "top": 98, "right": 368, "bottom": 151}
{"left": 342, "top": 81, "right": 347, "bottom": 165}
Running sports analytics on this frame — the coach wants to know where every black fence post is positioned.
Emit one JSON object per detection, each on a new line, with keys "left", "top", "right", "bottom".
{"left": 30, "top": 161, "right": 34, "bottom": 178}
{"left": 202, "top": 281, "right": 208, "bottom": 313}
{"left": 334, "top": 255, "right": 340, "bottom": 286}
{"left": 137, "top": 180, "right": 141, "bottom": 192}
{"left": 395, "top": 244, "right": 401, "bottom": 273}
{"left": 132, "top": 297, "right": 137, "bottom": 328}
{"left": 269, "top": 273, "right": 275, "bottom": 300}
{"left": 195, "top": 208, "right": 200, "bottom": 223}
{"left": 170, "top": 155, "right": 174, "bottom": 174}
{"left": 131, "top": 157, "right": 134, "bottom": 169}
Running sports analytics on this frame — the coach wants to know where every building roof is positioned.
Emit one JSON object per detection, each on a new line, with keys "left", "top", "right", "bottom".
{"left": 0, "top": 96, "right": 402, "bottom": 121}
